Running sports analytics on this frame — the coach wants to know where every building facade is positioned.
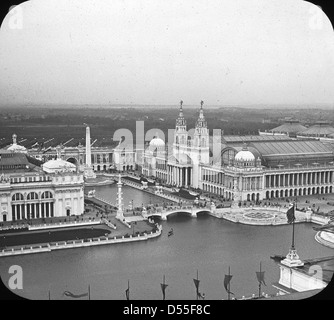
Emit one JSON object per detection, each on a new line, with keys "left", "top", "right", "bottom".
{"left": 0, "top": 148, "right": 84, "bottom": 223}
{"left": 142, "top": 102, "right": 334, "bottom": 202}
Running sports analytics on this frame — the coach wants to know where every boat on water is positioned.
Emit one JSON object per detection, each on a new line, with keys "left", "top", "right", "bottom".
{"left": 168, "top": 228, "right": 174, "bottom": 237}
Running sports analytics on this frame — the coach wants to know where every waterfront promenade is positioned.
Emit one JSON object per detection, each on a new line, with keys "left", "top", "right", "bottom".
{"left": 0, "top": 209, "right": 161, "bottom": 257}
{"left": 86, "top": 173, "right": 333, "bottom": 228}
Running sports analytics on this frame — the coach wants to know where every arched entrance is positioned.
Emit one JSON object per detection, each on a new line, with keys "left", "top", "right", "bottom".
{"left": 2, "top": 212, "right": 7, "bottom": 222}
{"left": 66, "top": 157, "right": 78, "bottom": 165}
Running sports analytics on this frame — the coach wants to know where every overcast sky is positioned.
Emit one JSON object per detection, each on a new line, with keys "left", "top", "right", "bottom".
{"left": 0, "top": 0, "right": 333, "bottom": 106}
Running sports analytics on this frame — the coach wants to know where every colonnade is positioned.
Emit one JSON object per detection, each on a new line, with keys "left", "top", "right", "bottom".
{"left": 11, "top": 201, "right": 54, "bottom": 220}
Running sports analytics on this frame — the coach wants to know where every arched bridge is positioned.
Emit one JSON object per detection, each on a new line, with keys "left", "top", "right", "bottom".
{"left": 144, "top": 205, "right": 213, "bottom": 220}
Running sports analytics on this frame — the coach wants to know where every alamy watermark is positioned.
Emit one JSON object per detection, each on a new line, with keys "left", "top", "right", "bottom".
{"left": 8, "top": 265, "right": 23, "bottom": 290}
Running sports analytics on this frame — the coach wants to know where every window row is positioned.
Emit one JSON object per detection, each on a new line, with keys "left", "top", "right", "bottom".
{"left": 12, "top": 191, "right": 53, "bottom": 201}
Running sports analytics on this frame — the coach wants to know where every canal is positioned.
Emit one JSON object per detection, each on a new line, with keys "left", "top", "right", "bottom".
{"left": 0, "top": 184, "right": 333, "bottom": 300}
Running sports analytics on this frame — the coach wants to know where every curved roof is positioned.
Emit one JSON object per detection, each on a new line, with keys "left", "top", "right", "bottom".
{"left": 271, "top": 121, "right": 307, "bottom": 134}
{"left": 235, "top": 150, "right": 255, "bottom": 162}
{"left": 7, "top": 143, "right": 27, "bottom": 153}
{"left": 149, "top": 136, "right": 165, "bottom": 148}
{"left": 249, "top": 140, "right": 333, "bottom": 157}
{"left": 234, "top": 145, "right": 255, "bottom": 162}
{"left": 298, "top": 124, "right": 334, "bottom": 136}
{"left": 5, "top": 134, "right": 27, "bottom": 153}
{"left": 222, "top": 135, "right": 290, "bottom": 143}
{"left": 42, "top": 158, "right": 76, "bottom": 173}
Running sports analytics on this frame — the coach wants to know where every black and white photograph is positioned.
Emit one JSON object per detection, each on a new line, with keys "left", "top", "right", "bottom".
{"left": 0, "top": 0, "right": 334, "bottom": 304}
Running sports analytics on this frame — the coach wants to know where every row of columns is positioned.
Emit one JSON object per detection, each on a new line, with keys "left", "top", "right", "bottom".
{"left": 156, "top": 171, "right": 168, "bottom": 182}
{"left": 167, "top": 166, "right": 191, "bottom": 187}
{"left": 242, "top": 176, "right": 263, "bottom": 191}
{"left": 156, "top": 162, "right": 167, "bottom": 171}
{"left": 267, "top": 185, "right": 333, "bottom": 199}
{"left": 266, "top": 171, "right": 334, "bottom": 188}
{"left": 11, "top": 202, "right": 54, "bottom": 220}
{"left": 91, "top": 153, "right": 111, "bottom": 165}
{"left": 202, "top": 169, "right": 224, "bottom": 185}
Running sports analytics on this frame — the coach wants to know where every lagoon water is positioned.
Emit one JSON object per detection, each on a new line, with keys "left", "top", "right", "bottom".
{"left": 0, "top": 184, "right": 333, "bottom": 300}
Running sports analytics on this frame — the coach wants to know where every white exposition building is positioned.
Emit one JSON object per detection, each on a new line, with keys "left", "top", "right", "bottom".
{"left": 0, "top": 139, "right": 84, "bottom": 223}
{"left": 4, "top": 128, "right": 136, "bottom": 173}
{"left": 142, "top": 101, "right": 334, "bottom": 202}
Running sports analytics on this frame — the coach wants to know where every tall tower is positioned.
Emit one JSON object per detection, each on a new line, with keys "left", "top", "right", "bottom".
{"left": 189, "top": 101, "right": 210, "bottom": 189}
{"left": 193, "top": 100, "right": 209, "bottom": 164}
{"left": 173, "top": 100, "right": 188, "bottom": 157}
{"left": 84, "top": 125, "right": 96, "bottom": 179}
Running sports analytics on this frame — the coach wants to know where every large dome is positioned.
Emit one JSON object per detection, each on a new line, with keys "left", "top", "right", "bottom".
{"left": 7, "top": 144, "right": 27, "bottom": 153}
{"left": 6, "top": 134, "right": 27, "bottom": 154}
{"left": 149, "top": 136, "right": 165, "bottom": 149}
{"left": 42, "top": 158, "right": 76, "bottom": 174}
{"left": 235, "top": 148, "right": 255, "bottom": 162}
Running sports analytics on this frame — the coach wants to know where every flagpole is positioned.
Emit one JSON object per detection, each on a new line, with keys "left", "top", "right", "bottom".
{"left": 48, "top": 290, "right": 51, "bottom": 301}
{"left": 88, "top": 285, "right": 91, "bottom": 300}
{"left": 258, "top": 262, "right": 261, "bottom": 298}
{"left": 228, "top": 266, "right": 230, "bottom": 301}
{"left": 196, "top": 270, "right": 199, "bottom": 301}
{"left": 162, "top": 275, "right": 165, "bottom": 300}
{"left": 292, "top": 202, "right": 295, "bottom": 250}
{"left": 128, "top": 280, "right": 130, "bottom": 300}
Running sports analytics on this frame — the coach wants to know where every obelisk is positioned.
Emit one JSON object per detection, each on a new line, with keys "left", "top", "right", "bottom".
{"left": 116, "top": 174, "right": 124, "bottom": 219}
{"left": 84, "top": 126, "right": 96, "bottom": 179}
{"left": 86, "top": 126, "right": 92, "bottom": 167}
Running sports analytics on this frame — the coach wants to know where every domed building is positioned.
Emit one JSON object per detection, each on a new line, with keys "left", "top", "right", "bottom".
{"left": 142, "top": 134, "right": 168, "bottom": 180}
{"left": 297, "top": 121, "right": 334, "bottom": 139}
{"left": 0, "top": 145, "right": 84, "bottom": 223}
{"left": 42, "top": 147, "right": 77, "bottom": 174}
{"left": 141, "top": 101, "right": 334, "bottom": 203}
{"left": 5, "top": 134, "right": 27, "bottom": 154}
{"left": 234, "top": 145, "right": 255, "bottom": 167}
{"left": 149, "top": 134, "right": 165, "bottom": 153}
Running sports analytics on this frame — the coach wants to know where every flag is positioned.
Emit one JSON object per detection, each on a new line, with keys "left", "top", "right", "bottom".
{"left": 256, "top": 271, "right": 266, "bottom": 286}
{"left": 223, "top": 274, "right": 234, "bottom": 295}
{"left": 193, "top": 278, "right": 200, "bottom": 296}
{"left": 160, "top": 283, "right": 168, "bottom": 300}
{"left": 125, "top": 280, "right": 130, "bottom": 300}
{"left": 286, "top": 204, "right": 295, "bottom": 224}
{"left": 63, "top": 290, "right": 88, "bottom": 298}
